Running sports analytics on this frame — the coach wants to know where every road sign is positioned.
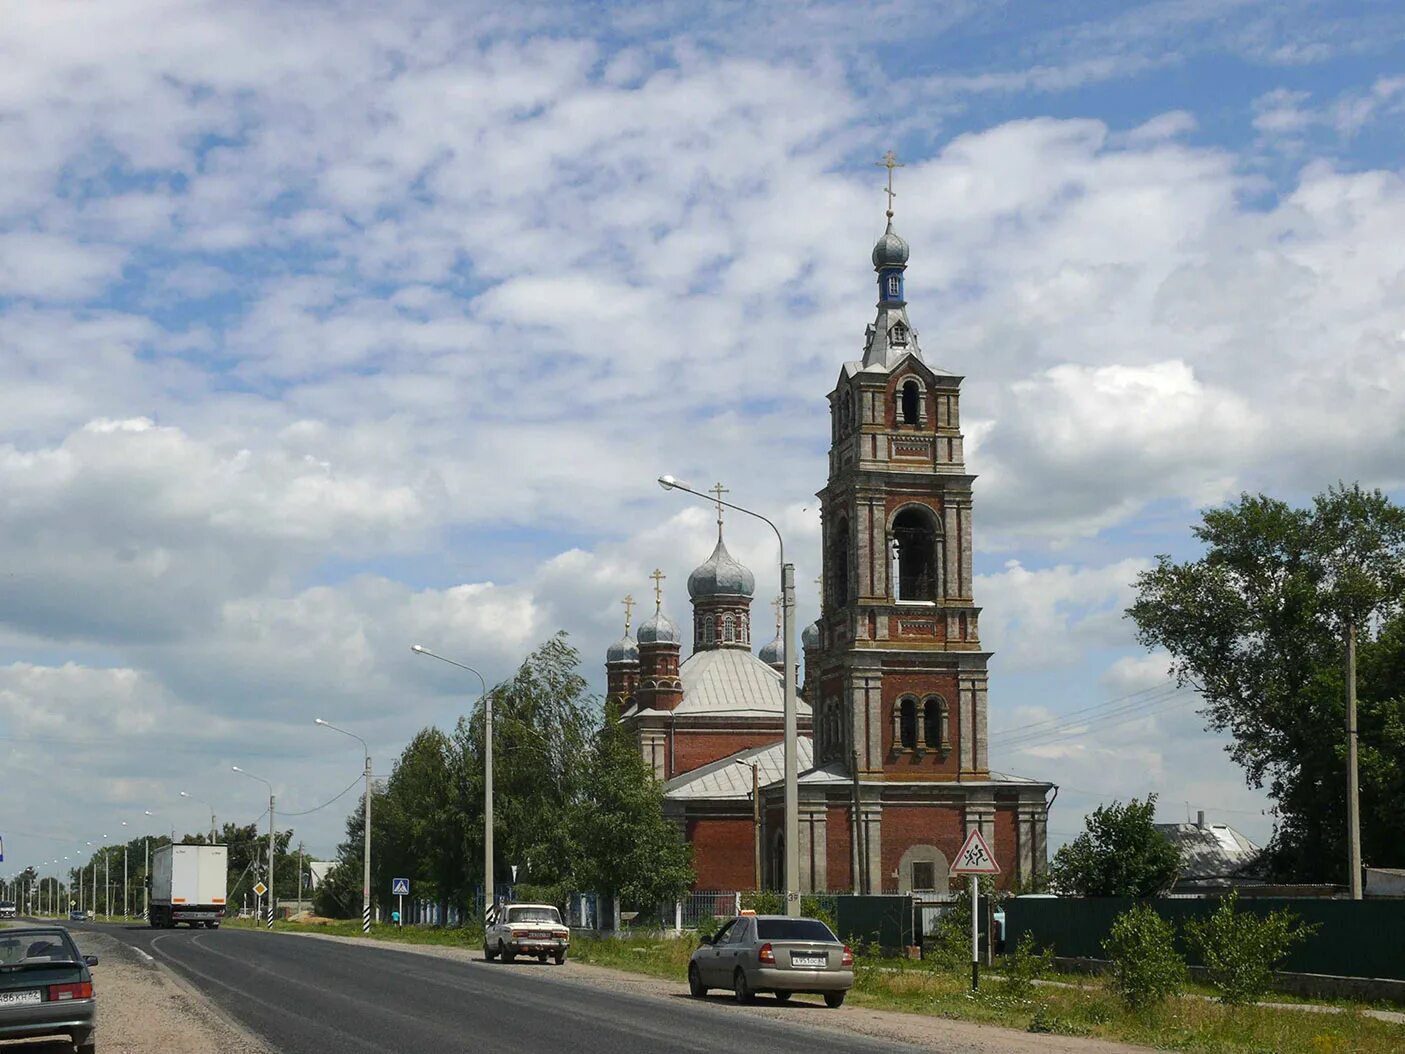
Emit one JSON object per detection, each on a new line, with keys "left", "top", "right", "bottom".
{"left": 252, "top": 881, "right": 268, "bottom": 897}
{"left": 391, "top": 877, "right": 410, "bottom": 896}
{"left": 951, "top": 829, "right": 1000, "bottom": 875}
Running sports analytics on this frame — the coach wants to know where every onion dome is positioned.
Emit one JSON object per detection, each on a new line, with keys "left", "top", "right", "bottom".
{"left": 687, "top": 535, "right": 756, "bottom": 599}
{"left": 871, "top": 220, "right": 910, "bottom": 269}
{"left": 758, "top": 633, "right": 785, "bottom": 671}
{"left": 637, "top": 609, "right": 680, "bottom": 645}
{"left": 606, "top": 634, "right": 639, "bottom": 663}
{"left": 802, "top": 620, "right": 820, "bottom": 650}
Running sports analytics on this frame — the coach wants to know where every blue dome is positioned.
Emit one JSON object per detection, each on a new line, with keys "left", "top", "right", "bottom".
{"left": 871, "top": 221, "right": 910, "bottom": 269}
{"left": 606, "top": 634, "right": 639, "bottom": 663}
{"left": 687, "top": 536, "right": 756, "bottom": 599}
{"left": 802, "top": 620, "right": 820, "bottom": 650}
{"left": 638, "top": 610, "right": 680, "bottom": 645}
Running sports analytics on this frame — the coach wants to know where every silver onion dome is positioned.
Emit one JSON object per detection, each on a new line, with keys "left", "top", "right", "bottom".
{"left": 758, "top": 634, "right": 785, "bottom": 670}
{"left": 606, "top": 634, "right": 639, "bottom": 663}
{"left": 871, "top": 221, "right": 910, "bottom": 269}
{"left": 687, "top": 536, "right": 756, "bottom": 599}
{"left": 802, "top": 620, "right": 820, "bottom": 650}
{"left": 637, "top": 609, "right": 680, "bottom": 645}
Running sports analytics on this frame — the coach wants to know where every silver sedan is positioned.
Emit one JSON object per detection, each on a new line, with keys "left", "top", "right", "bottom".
{"left": 688, "top": 914, "right": 854, "bottom": 1007}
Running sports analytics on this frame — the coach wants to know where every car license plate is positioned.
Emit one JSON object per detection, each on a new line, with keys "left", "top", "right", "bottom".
{"left": 792, "top": 955, "right": 827, "bottom": 968}
{"left": 0, "top": 990, "right": 43, "bottom": 1007}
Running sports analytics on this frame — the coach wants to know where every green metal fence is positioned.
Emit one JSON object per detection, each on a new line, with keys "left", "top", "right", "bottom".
{"left": 834, "top": 894, "right": 914, "bottom": 953}
{"left": 1005, "top": 896, "right": 1405, "bottom": 981}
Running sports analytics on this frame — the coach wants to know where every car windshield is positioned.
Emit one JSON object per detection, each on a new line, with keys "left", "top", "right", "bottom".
{"left": 0, "top": 931, "right": 78, "bottom": 965}
{"left": 508, "top": 906, "right": 560, "bottom": 924}
{"left": 755, "top": 918, "right": 838, "bottom": 942}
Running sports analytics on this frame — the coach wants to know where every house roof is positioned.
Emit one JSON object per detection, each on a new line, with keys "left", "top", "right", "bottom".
{"left": 1156, "top": 822, "right": 1261, "bottom": 881}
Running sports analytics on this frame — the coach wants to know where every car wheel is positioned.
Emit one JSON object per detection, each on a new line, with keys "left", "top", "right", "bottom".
{"left": 688, "top": 963, "right": 706, "bottom": 997}
{"left": 553, "top": 950, "right": 566, "bottom": 965}
{"left": 537, "top": 953, "right": 547, "bottom": 963}
{"left": 823, "top": 991, "right": 846, "bottom": 1009}
{"left": 484, "top": 942, "right": 497, "bottom": 962}
{"left": 502, "top": 942, "right": 516, "bottom": 963}
{"left": 733, "top": 968, "right": 754, "bottom": 1005}
{"left": 773, "top": 991, "right": 792, "bottom": 1003}
{"left": 76, "top": 1042, "right": 96, "bottom": 1054}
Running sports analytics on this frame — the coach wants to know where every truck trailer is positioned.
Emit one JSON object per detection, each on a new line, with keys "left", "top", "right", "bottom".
{"left": 149, "top": 844, "right": 228, "bottom": 928}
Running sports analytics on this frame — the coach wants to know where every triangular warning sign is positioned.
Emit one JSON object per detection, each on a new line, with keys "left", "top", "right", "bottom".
{"left": 950, "top": 828, "right": 1001, "bottom": 875}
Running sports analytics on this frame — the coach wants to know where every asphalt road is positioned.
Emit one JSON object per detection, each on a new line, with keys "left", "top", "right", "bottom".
{"left": 64, "top": 921, "right": 928, "bottom": 1054}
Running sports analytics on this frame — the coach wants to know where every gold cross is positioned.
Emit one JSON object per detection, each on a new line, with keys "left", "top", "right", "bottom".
{"left": 771, "top": 595, "right": 783, "bottom": 633}
{"left": 621, "top": 594, "right": 635, "bottom": 635}
{"left": 649, "top": 569, "right": 666, "bottom": 611}
{"left": 876, "top": 149, "right": 904, "bottom": 217}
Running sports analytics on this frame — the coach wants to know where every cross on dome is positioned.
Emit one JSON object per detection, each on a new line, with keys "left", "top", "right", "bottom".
{"left": 650, "top": 569, "right": 666, "bottom": 611}
{"left": 771, "top": 595, "right": 783, "bottom": 633}
{"left": 709, "top": 482, "right": 729, "bottom": 537}
{"left": 622, "top": 594, "right": 635, "bottom": 634}
{"left": 876, "top": 149, "right": 904, "bottom": 219}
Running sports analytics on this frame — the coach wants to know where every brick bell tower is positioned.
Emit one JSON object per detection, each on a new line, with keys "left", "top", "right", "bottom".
{"left": 813, "top": 155, "right": 989, "bottom": 787}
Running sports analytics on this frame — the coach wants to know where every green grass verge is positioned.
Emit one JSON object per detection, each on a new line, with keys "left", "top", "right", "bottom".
{"left": 213, "top": 921, "right": 1405, "bottom": 1054}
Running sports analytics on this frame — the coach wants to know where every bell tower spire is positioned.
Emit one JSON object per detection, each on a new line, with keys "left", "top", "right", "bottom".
{"left": 864, "top": 150, "right": 921, "bottom": 368}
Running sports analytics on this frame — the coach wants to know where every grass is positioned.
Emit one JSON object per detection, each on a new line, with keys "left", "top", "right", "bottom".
{"left": 202, "top": 920, "right": 1405, "bottom": 1054}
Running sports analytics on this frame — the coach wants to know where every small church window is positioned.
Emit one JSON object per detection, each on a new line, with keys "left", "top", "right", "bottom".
{"left": 890, "top": 320, "right": 908, "bottom": 346}
{"left": 887, "top": 275, "right": 900, "bottom": 299}
{"left": 723, "top": 615, "right": 735, "bottom": 643}
{"left": 831, "top": 519, "right": 850, "bottom": 607}
{"left": 923, "top": 697, "right": 947, "bottom": 751}
{"left": 703, "top": 618, "right": 714, "bottom": 644}
{"left": 911, "top": 861, "right": 936, "bottom": 891}
{"left": 900, "top": 380, "right": 919, "bottom": 424}
{"left": 840, "top": 390, "right": 854, "bottom": 434}
{"left": 899, "top": 698, "right": 917, "bottom": 749}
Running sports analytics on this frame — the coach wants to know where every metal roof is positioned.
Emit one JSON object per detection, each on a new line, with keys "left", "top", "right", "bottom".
{"left": 665, "top": 738, "right": 815, "bottom": 800}
{"left": 673, "top": 647, "right": 812, "bottom": 718}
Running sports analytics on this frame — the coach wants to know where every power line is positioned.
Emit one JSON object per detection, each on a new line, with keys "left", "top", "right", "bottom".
{"left": 992, "top": 684, "right": 1191, "bottom": 750}
{"left": 281, "top": 774, "right": 364, "bottom": 816}
{"left": 1000, "top": 691, "right": 1199, "bottom": 752}
{"left": 991, "top": 680, "right": 1177, "bottom": 740}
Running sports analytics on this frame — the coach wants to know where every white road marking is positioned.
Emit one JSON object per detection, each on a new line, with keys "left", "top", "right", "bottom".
{"left": 132, "top": 946, "right": 156, "bottom": 965}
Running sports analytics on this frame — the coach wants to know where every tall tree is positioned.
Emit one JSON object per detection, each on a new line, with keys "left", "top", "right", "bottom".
{"left": 574, "top": 699, "right": 693, "bottom": 908}
{"left": 1129, "top": 486, "right": 1405, "bottom": 880}
{"left": 1048, "top": 795, "right": 1181, "bottom": 896}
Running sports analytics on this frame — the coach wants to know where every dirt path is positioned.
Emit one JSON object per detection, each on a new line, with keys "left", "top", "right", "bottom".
{"left": 292, "top": 930, "right": 1160, "bottom": 1054}
{"left": 0, "top": 929, "right": 267, "bottom": 1054}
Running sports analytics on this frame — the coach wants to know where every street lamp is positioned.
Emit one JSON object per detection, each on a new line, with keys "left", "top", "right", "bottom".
{"left": 232, "top": 766, "right": 276, "bottom": 929}
{"left": 410, "top": 644, "right": 493, "bottom": 920}
{"left": 314, "top": 718, "right": 373, "bottom": 934}
{"left": 179, "top": 791, "right": 217, "bottom": 844}
{"left": 120, "top": 822, "right": 129, "bottom": 918}
{"left": 659, "top": 474, "right": 799, "bottom": 916}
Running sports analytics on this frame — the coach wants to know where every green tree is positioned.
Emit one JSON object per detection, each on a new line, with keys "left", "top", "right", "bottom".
{"left": 1102, "top": 904, "right": 1186, "bottom": 1009}
{"left": 1048, "top": 795, "right": 1180, "bottom": 896}
{"left": 574, "top": 699, "right": 693, "bottom": 908}
{"left": 1183, "top": 889, "right": 1314, "bottom": 1004}
{"left": 1128, "top": 486, "right": 1405, "bottom": 880}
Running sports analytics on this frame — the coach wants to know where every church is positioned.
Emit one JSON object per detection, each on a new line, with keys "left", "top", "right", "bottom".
{"left": 606, "top": 174, "right": 1052, "bottom": 895}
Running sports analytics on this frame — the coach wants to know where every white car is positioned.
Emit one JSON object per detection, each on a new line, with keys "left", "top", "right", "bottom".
{"left": 484, "top": 903, "right": 570, "bottom": 964}
{"left": 0, "top": 902, "right": 15, "bottom": 920}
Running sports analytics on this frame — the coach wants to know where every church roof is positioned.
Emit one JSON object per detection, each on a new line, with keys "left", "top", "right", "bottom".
{"left": 664, "top": 737, "right": 815, "bottom": 800}
{"left": 687, "top": 533, "right": 755, "bottom": 599}
{"left": 676, "top": 647, "right": 811, "bottom": 718}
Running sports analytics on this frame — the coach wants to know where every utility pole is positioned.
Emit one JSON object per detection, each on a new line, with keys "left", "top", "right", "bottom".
{"left": 1347, "top": 620, "right": 1362, "bottom": 900}
{"left": 297, "top": 841, "right": 304, "bottom": 919}
{"left": 268, "top": 792, "right": 276, "bottom": 928}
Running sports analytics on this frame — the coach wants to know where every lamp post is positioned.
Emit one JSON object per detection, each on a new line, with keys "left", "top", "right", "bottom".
{"left": 86, "top": 843, "right": 96, "bottom": 918}
{"left": 232, "top": 767, "right": 275, "bottom": 929}
{"left": 102, "top": 834, "right": 111, "bottom": 918}
{"left": 660, "top": 474, "right": 800, "bottom": 916}
{"left": 141, "top": 811, "right": 168, "bottom": 921}
{"left": 180, "top": 791, "right": 217, "bottom": 844}
{"left": 120, "top": 822, "right": 129, "bottom": 917}
{"left": 410, "top": 645, "right": 493, "bottom": 920}
{"left": 314, "top": 719, "right": 373, "bottom": 933}
{"left": 731, "top": 760, "right": 762, "bottom": 891}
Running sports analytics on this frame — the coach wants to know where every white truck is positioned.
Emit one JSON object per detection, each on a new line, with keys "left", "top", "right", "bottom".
{"left": 148, "top": 844, "right": 228, "bottom": 929}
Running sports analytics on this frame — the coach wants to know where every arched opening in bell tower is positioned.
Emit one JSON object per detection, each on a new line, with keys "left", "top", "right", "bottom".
{"left": 891, "top": 506, "right": 941, "bottom": 602}
{"left": 830, "top": 518, "right": 851, "bottom": 607}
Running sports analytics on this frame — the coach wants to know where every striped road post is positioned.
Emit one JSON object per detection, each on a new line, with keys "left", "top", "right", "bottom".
{"left": 362, "top": 904, "right": 371, "bottom": 933}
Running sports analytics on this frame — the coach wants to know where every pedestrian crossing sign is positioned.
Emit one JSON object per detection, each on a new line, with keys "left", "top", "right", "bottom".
{"left": 950, "top": 829, "right": 1000, "bottom": 875}
{"left": 391, "top": 877, "right": 410, "bottom": 896}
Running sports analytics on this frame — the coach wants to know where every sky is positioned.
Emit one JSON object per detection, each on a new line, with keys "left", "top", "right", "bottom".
{"left": 3, "top": 0, "right": 1405, "bottom": 877}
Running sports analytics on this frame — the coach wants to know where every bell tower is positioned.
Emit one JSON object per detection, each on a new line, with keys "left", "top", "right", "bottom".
{"left": 813, "top": 155, "right": 988, "bottom": 784}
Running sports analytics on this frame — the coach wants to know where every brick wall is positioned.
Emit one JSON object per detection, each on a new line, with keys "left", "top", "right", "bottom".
{"left": 880, "top": 671, "right": 961, "bottom": 778}
{"left": 993, "top": 804, "right": 1018, "bottom": 892}
{"left": 878, "top": 803, "right": 965, "bottom": 893}
{"left": 826, "top": 805, "right": 853, "bottom": 892}
{"left": 688, "top": 817, "right": 759, "bottom": 890}
{"left": 670, "top": 728, "right": 785, "bottom": 779}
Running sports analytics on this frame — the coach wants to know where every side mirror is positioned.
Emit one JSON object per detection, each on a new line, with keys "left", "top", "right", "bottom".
{"left": 699, "top": 935, "right": 712, "bottom": 946}
{"left": 83, "top": 955, "right": 99, "bottom": 967}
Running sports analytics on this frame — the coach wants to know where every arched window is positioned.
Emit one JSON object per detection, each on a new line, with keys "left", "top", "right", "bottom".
{"left": 723, "top": 615, "right": 735, "bottom": 643}
{"left": 892, "top": 507, "right": 940, "bottom": 601}
{"left": 830, "top": 519, "right": 850, "bottom": 607}
{"left": 923, "top": 697, "right": 947, "bottom": 751}
{"left": 900, "top": 380, "right": 920, "bottom": 425}
{"left": 887, "top": 275, "right": 901, "bottom": 300}
{"left": 703, "top": 618, "right": 714, "bottom": 645}
{"left": 899, "top": 698, "right": 918, "bottom": 749}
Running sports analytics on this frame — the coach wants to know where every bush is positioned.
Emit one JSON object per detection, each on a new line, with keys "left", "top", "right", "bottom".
{"left": 998, "top": 932, "right": 1054, "bottom": 1000}
{"left": 1183, "top": 890, "right": 1315, "bottom": 1005}
{"left": 1102, "top": 903, "right": 1186, "bottom": 1009}
{"left": 695, "top": 913, "right": 721, "bottom": 941}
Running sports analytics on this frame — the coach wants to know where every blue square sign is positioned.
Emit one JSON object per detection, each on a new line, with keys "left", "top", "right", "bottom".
{"left": 391, "top": 877, "right": 410, "bottom": 896}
